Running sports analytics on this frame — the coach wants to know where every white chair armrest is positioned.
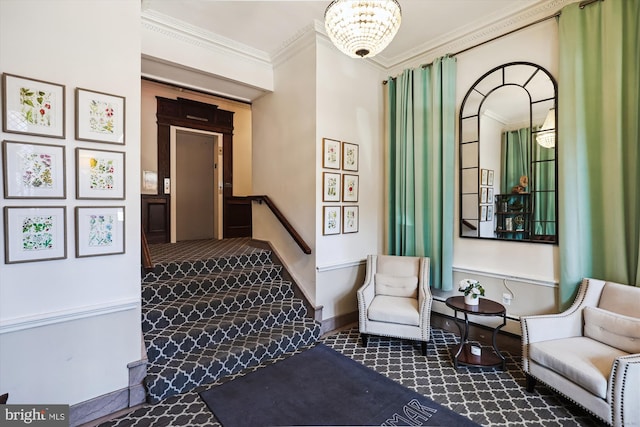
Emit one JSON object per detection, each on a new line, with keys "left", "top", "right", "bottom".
{"left": 357, "top": 255, "right": 377, "bottom": 329}
{"left": 610, "top": 353, "right": 640, "bottom": 427}
{"left": 522, "top": 278, "right": 606, "bottom": 344}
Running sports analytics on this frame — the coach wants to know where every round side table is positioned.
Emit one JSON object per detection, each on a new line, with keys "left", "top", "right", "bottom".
{"left": 445, "top": 296, "right": 506, "bottom": 370}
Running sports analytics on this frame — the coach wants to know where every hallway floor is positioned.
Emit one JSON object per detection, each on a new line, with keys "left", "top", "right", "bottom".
{"left": 97, "top": 326, "right": 600, "bottom": 427}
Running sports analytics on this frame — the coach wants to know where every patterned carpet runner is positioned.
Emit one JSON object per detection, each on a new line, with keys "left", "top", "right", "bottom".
{"left": 142, "top": 238, "right": 320, "bottom": 403}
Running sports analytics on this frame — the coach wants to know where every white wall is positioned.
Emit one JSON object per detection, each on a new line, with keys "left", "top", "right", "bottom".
{"left": 314, "top": 39, "right": 384, "bottom": 321}
{"left": 140, "top": 80, "right": 253, "bottom": 196}
{"left": 445, "top": 20, "right": 561, "bottom": 329}
{"left": 0, "top": 0, "right": 141, "bottom": 404}
{"left": 252, "top": 42, "right": 318, "bottom": 303}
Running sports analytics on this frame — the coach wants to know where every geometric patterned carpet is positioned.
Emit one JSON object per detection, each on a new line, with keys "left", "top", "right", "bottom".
{"left": 97, "top": 326, "right": 602, "bottom": 427}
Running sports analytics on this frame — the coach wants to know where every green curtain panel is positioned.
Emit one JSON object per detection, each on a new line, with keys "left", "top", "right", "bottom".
{"left": 500, "top": 127, "right": 531, "bottom": 241}
{"left": 532, "top": 139, "right": 556, "bottom": 236}
{"left": 559, "top": 0, "right": 640, "bottom": 308}
{"left": 386, "top": 56, "right": 457, "bottom": 290}
{"left": 500, "top": 127, "right": 531, "bottom": 194}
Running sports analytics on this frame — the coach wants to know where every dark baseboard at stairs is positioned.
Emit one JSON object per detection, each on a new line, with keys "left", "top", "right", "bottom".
{"left": 142, "top": 240, "right": 321, "bottom": 403}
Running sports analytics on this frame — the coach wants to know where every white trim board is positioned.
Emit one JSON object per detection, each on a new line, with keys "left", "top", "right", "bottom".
{"left": 0, "top": 298, "right": 140, "bottom": 334}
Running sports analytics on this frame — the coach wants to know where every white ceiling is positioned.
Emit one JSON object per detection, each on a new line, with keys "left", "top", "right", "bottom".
{"left": 141, "top": 0, "right": 554, "bottom": 100}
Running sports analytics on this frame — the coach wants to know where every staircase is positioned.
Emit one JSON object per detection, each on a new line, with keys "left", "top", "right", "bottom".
{"left": 141, "top": 239, "right": 321, "bottom": 403}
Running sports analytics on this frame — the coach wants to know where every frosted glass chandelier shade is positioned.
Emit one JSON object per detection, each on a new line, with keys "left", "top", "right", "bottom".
{"left": 536, "top": 108, "right": 556, "bottom": 148}
{"left": 324, "top": 0, "right": 402, "bottom": 58}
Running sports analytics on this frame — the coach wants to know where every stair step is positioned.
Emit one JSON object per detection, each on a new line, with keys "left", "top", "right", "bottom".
{"left": 142, "top": 265, "right": 283, "bottom": 305}
{"left": 143, "top": 280, "right": 295, "bottom": 333}
{"left": 143, "top": 249, "right": 274, "bottom": 283}
{"left": 145, "top": 319, "right": 321, "bottom": 403}
{"left": 145, "top": 298, "right": 308, "bottom": 364}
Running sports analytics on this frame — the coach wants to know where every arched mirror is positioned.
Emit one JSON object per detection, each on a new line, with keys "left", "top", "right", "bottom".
{"left": 459, "top": 62, "right": 557, "bottom": 243}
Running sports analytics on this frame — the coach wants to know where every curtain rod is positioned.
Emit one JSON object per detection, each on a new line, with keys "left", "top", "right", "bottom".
{"left": 382, "top": 12, "right": 558, "bottom": 84}
{"left": 382, "top": 0, "right": 605, "bottom": 85}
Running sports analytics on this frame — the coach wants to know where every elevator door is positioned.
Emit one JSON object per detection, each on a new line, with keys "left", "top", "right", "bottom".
{"left": 176, "top": 131, "right": 215, "bottom": 241}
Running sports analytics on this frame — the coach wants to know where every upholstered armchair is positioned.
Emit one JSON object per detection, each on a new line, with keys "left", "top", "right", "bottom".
{"left": 357, "top": 255, "right": 432, "bottom": 356}
{"left": 521, "top": 278, "right": 640, "bottom": 427}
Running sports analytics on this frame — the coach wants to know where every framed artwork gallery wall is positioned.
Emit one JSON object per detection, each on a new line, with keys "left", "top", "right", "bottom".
{"left": 1, "top": 72, "right": 127, "bottom": 264}
{"left": 322, "top": 137, "right": 359, "bottom": 236}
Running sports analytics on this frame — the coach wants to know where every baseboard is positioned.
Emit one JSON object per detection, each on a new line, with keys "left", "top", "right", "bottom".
{"left": 320, "top": 312, "right": 358, "bottom": 336}
{"left": 70, "top": 357, "right": 147, "bottom": 427}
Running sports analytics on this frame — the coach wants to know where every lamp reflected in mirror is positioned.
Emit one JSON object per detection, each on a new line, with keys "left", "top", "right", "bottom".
{"left": 536, "top": 108, "right": 556, "bottom": 148}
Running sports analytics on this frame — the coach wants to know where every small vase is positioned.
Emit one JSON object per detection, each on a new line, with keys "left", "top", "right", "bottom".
{"left": 464, "top": 294, "right": 479, "bottom": 306}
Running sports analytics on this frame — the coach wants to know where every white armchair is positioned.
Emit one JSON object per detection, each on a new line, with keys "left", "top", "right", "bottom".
{"left": 521, "top": 278, "right": 640, "bottom": 426}
{"left": 356, "top": 255, "right": 432, "bottom": 356}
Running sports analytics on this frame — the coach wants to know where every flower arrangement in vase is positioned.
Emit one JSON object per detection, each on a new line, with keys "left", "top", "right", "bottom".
{"left": 458, "top": 279, "right": 485, "bottom": 305}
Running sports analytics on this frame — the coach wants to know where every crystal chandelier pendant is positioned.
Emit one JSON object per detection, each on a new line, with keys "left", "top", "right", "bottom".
{"left": 536, "top": 108, "right": 556, "bottom": 148}
{"left": 324, "top": 0, "right": 402, "bottom": 58}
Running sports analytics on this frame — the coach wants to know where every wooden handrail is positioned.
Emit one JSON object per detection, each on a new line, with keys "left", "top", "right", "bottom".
{"left": 249, "top": 195, "right": 312, "bottom": 254}
{"left": 141, "top": 229, "right": 154, "bottom": 270}
{"left": 461, "top": 219, "right": 478, "bottom": 231}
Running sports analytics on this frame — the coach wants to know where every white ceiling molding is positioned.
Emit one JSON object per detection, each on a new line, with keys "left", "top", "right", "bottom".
{"left": 384, "top": 0, "right": 575, "bottom": 74}
{"left": 141, "top": 55, "right": 267, "bottom": 103}
{"left": 270, "top": 21, "right": 322, "bottom": 68}
{"left": 140, "top": 0, "right": 579, "bottom": 101}
{"left": 142, "top": 9, "right": 271, "bottom": 65}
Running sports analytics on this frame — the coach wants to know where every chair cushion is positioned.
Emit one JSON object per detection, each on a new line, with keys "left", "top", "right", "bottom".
{"left": 377, "top": 255, "right": 420, "bottom": 277}
{"left": 375, "top": 273, "right": 418, "bottom": 298}
{"left": 584, "top": 306, "right": 640, "bottom": 354}
{"left": 367, "top": 295, "right": 419, "bottom": 326}
{"left": 529, "top": 336, "right": 628, "bottom": 399}
{"left": 599, "top": 281, "right": 639, "bottom": 318}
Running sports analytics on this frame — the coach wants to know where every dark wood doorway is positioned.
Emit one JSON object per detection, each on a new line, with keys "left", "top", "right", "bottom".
{"left": 142, "top": 96, "right": 242, "bottom": 244}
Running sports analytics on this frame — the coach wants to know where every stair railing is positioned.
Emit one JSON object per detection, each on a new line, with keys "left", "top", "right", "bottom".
{"left": 249, "top": 195, "right": 312, "bottom": 254}
{"left": 141, "top": 229, "right": 154, "bottom": 270}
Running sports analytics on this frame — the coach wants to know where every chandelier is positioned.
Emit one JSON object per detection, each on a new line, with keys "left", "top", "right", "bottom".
{"left": 324, "top": 0, "right": 402, "bottom": 58}
{"left": 536, "top": 108, "right": 556, "bottom": 148}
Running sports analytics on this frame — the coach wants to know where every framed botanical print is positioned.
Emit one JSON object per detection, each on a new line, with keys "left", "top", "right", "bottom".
{"left": 480, "top": 205, "right": 487, "bottom": 222}
{"left": 322, "top": 172, "right": 341, "bottom": 202}
{"left": 480, "top": 187, "right": 488, "bottom": 203}
{"left": 342, "top": 174, "right": 359, "bottom": 202}
{"left": 342, "top": 141, "right": 359, "bottom": 172}
{"left": 76, "top": 148, "right": 125, "bottom": 199}
{"left": 4, "top": 206, "right": 67, "bottom": 263}
{"left": 2, "top": 140, "right": 66, "bottom": 199}
{"left": 2, "top": 73, "right": 65, "bottom": 138}
{"left": 75, "top": 88, "right": 126, "bottom": 144}
{"left": 322, "top": 138, "right": 341, "bottom": 169}
{"left": 342, "top": 205, "right": 359, "bottom": 233}
{"left": 323, "top": 205, "right": 341, "bottom": 235}
{"left": 75, "top": 206, "right": 125, "bottom": 257}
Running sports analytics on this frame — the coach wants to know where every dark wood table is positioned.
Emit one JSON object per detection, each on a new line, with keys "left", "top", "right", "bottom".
{"left": 445, "top": 296, "right": 506, "bottom": 370}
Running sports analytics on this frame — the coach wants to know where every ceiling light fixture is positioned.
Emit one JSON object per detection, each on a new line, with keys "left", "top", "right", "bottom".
{"left": 536, "top": 108, "right": 556, "bottom": 148}
{"left": 324, "top": 0, "right": 402, "bottom": 58}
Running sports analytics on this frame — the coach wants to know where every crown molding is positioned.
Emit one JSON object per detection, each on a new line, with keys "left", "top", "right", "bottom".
{"left": 382, "top": 0, "right": 577, "bottom": 72}
{"left": 271, "top": 20, "right": 321, "bottom": 68}
{"left": 141, "top": 9, "right": 272, "bottom": 66}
